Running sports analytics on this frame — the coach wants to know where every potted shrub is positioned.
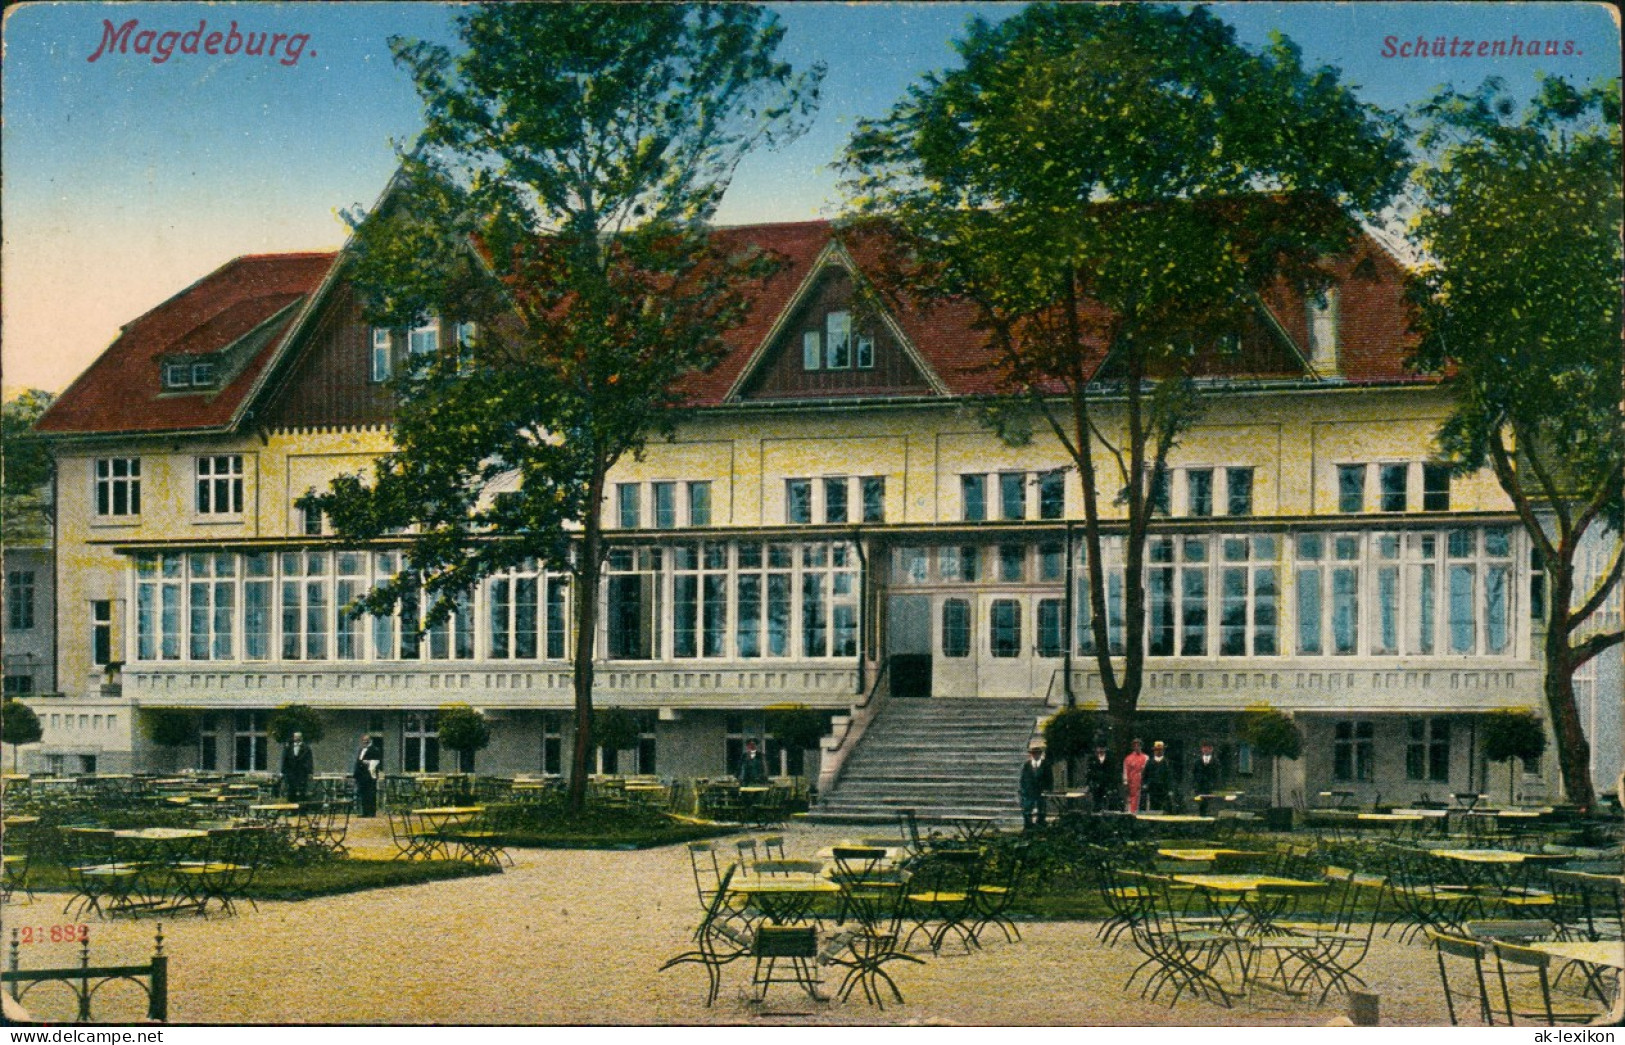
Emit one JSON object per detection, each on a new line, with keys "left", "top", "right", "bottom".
{"left": 437, "top": 703, "right": 491, "bottom": 778}
{"left": 1, "top": 698, "right": 42, "bottom": 771}
{"left": 1241, "top": 704, "right": 1302, "bottom": 829}
{"left": 588, "top": 707, "right": 640, "bottom": 775}
{"left": 140, "top": 708, "right": 201, "bottom": 772}
{"left": 1482, "top": 707, "right": 1547, "bottom": 805}
{"left": 764, "top": 703, "right": 827, "bottom": 785}
{"left": 1042, "top": 705, "right": 1103, "bottom": 788}
{"left": 267, "top": 703, "right": 326, "bottom": 746}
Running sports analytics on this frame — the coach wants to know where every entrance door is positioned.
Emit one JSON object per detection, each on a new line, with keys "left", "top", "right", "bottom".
{"left": 977, "top": 593, "right": 1035, "bottom": 698}
{"left": 887, "top": 594, "right": 932, "bottom": 698}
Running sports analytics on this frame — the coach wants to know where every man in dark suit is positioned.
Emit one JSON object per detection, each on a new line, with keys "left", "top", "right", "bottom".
{"left": 737, "top": 739, "right": 769, "bottom": 786}
{"left": 1018, "top": 743, "right": 1054, "bottom": 830}
{"left": 1085, "top": 742, "right": 1119, "bottom": 811}
{"left": 1142, "top": 740, "right": 1174, "bottom": 812}
{"left": 1190, "top": 740, "right": 1222, "bottom": 814}
{"left": 353, "top": 734, "right": 382, "bottom": 817}
{"left": 280, "top": 731, "right": 315, "bottom": 803}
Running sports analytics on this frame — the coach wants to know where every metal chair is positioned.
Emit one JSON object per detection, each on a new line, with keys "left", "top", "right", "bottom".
{"left": 60, "top": 828, "right": 142, "bottom": 919}
{"left": 826, "top": 846, "right": 923, "bottom": 1008}
{"left": 1489, "top": 939, "right": 1610, "bottom": 1026}
{"left": 1427, "top": 928, "right": 1494, "bottom": 1026}
{"left": 659, "top": 864, "right": 751, "bottom": 1006}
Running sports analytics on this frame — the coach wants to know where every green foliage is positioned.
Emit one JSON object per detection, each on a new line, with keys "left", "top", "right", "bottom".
{"left": 436, "top": 703, "right": 491, "bottom": 756}
{"left": 309, "top": 4, "right": 821, "bottom": 811}
{"left": 588, "top": 707, "right": 640, "bottom": 753}
{"left": 2, "top": 698, "right": 42, "bottom": 748}
{"left": 141, "top": 709, "right": 201, "bottom": 749}
{"left": 1240, "top": 704, "right": 1302, "bottom": 761}
{"left": 267, "top": 703, "right": 327, "bottom": 745}
{"left": 1409, "top": 74, "right": 1623, "bottom": 808}
{"left": 1482, "top": 708, "right": 1548, "bottom": 764}
{"left": 763, "top": 703, "right": 827, "bottom": 751}
{"left": 487, "top": 798, "right": 734, "bottom": 849}
{"left": 839, "top": 3, "right": 1405, "bottom": 724}
{"left": 2, "top": 389, "right": 56, "bottom": 543}
{"left": 1043, "top": 707, "right": 1103, "bottom": 761}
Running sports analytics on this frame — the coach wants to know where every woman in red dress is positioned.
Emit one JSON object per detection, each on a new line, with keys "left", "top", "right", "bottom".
{"left": 1122, "top": 738, "right": 1149, "bottom": 814}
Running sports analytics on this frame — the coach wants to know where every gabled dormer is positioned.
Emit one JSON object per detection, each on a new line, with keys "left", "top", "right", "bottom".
{"left": 730, "top": 245, "right": 942, "bottom": 401}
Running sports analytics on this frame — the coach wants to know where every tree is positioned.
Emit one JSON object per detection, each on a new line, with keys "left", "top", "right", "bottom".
{"left": 437, "top": 703, "right": 490, "bottom": 773}
{"left": 839, "top": 3, "right": 1406, "bottom": 757}
{"left": 1481, "top": 707, "right": 1548, "bottom": 805}
{"left": 141, "top": 708, "right": 201, "bottom": 755}
{"left": 1240, "top": 703, "right": 1302, "bottom": 807}
{"left": 311, "top": 4, "right": 822, "bottom": 811}
{"left": 2, "top": 389, "right": 56, "bottom": 543}
{"left": 588, "top": 706, "right": 640, "bottom": 771}
{"left": 267, "top": 704, "right": 327, "bottom": 746}
{"left": 1, "top": 698, "right": 42, "bottom": 771}
{"left": 1409, "top": 75, "right": 1623, "bottom": 810}
{"left": 764, "top": 703, "right": 828, "bottom": 775}
{"left": 1042, "top": 705, "right": 1103, "bottom": 785}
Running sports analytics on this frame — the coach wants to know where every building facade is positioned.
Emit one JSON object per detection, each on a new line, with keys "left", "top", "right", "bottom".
{"left": 29, "top": 217, "right": 1598, "bottom": 805}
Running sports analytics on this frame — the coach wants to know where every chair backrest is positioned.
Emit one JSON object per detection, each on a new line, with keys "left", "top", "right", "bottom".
{"left": 1465, "top": 919, "right": 1555, "bottom": 943}
{"left": 1489, "top": 940, "right": 1563, "bottom": 1026}
{"left": 688, "top": 842, "right": 721, "bottom": 905}
{"left": 759, "top": 836, "right": 786, "bottom": 861}
{"left": 1427, "top": 929, "right": 1493, "bottom": 1026}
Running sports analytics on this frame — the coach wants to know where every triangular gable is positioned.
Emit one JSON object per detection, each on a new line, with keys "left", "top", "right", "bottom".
{"left": 726, "top": 240, "right": 947, "bottom": 402}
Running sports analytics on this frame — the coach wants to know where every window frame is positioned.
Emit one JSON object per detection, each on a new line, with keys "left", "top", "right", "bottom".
{"left": 370, "top": 328, "right": 393, "bottom": 383}
{"left": 194, "top": 454, "right": 245, "bottom": 517}
{"left": 94, "top": 457, "right": 143, "bottom": 518}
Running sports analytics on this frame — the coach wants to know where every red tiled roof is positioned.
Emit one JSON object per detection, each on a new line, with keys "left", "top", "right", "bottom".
{"left": 37, "top": 253, "right": 337, "bottom": 436}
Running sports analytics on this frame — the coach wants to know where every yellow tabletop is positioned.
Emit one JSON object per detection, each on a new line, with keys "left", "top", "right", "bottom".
{"left": 1356, "top": 813, "right": 1424, "bottom": 823}
{"left": 1528, "top": 941, "right": 1625, "bottom": 971}
{"left": 250, "top": 803, "right": 301, "bottom": 812}
{"left": 1157, "top": 848, "right": 1264, "bottom": 862}
{"left": 730, "top": 875, "right": 840, "bottom": 895}
{"left": 1135, "top": 814, "right": 1215, "bottom": 824}
{"left": 1430, "top": 848, "right": 1527, "bottom": 864}
{"left": 113, "top": 827, "right": 208, "bottom": 841}
{"left": 2, "top": 816, "right": 41, "bottom": 827}
{"left": 1174, "top": 874, "right": 1325, "bottom": 893}
{"left": 414, "top": 806, "right": 484, "bottom": 816}
{"left": 1391, "top": 808, "right": 1451, "bottom": 818}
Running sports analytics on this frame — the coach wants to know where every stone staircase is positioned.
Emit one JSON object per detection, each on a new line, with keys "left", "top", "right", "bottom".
{"left": 811, "top": 698, "right": 1047, "bottom": 825}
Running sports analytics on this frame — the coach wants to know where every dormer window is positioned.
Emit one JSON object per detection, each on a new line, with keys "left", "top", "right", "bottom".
{"left": 801, "top": 310, "right": 875, "bottom": 372}
{"left": 162, "top": 357, "right": 219, "bottom": 390}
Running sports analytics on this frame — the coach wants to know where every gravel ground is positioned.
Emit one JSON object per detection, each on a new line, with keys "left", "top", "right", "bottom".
{"left": 2, "top": 820, "right": 1458, "bottom": 1026}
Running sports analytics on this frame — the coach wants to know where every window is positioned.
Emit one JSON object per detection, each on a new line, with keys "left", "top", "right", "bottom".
{"left": 735, "top": 543, "right": 793, "bottom": 658}
{"left": 725, "top": 714, "right": 764, "bottom": 777}
{"left": 1186, "top": 469, "right": 1214, "bottom": 518}
{"left": 999, "top": 473, "right": 1026, "bottom": 521}
{"left": 1332, "top": 720, "right": 1374, "bottom": 782}
{"left": 1407, "top": 718, "right": 1451, "bottom": 782}
{"left": 233, "top": 711, "right": 268, "bottom": 772}
{"left": 998, "top": 544, "right": 1025, "bottom": 582}
{"left": 1037, "top": 598, "right": 1065, "bottom": 657}
{"left": 895, "top": 547, "right": 927, "bottom": 584}
{"left": 162, "top": 358, "right": 219, "bottom": 389}
{"left": 1180, "top": 538, "right": 1209, "bottom": 656}
{"left": 606, "top": 547, "right": 662, "bottom": 659}
{"left": 540, "top": 713, "right": 564, "bottom": 775}
{"left": 6, "top": 571, "right": 34, "bottom": 630}
{"left": 800, "top": 542, "right": 859, "bottom": 658}
{"left": 1337, "top": 465, "right": 1365, "bottom": 513}
{"left": 1306, "top": 288, "right": 1338, "bottom": 369}
{"left": 1218, "top": 535, "right": 1278, "bottom": 656}
{"left": 197, "top": 716, "right": 218, "bottom": 771}
{"left": 195, "top": 455, "right": 244, "bottom": 515}
{"left": 95, "top": 458, "right": 142, "bottom": 517}
{"left": 1529, "top": 545, "right": 1546, "bottom": 624}
{"left": 824, "top": 477, "right": 849, "bottom": 524}
{"left": 687, "top": 482, "right": 712, "bottom": 527}
{"left": 300, "top": 496, "right": 324, "bottom": 536}
{"left": 3, "top": 676, "right": 32, "bottom": 696}
{"left": 855, "top": 332, "right": 875, "bottom": 369}
{"left": 941, "top": 545, "right": 980, "bottom": 583}
{"left": 961, "top": 474, "right": 987, "bottom": 522}
{"left": 370, "top": 328, "right": 393, "bottom": 382}
{"left": 1372, "top": 534, "right": 1400, "bottom": 655}
{"left": 785, "top": 479, "right": 812, "bottom": 524}
{"left": 1423, "top": 464, "right": 1452, "bottom": 512}
{"left": 280, "top": 551, "right": 330, "bottom": 661}
{"left": 489, "top": 562, "right": 542, "bottom": 660}
{"left": 93, "top": 600, "right": 113, "bottom": 666}
{"left": 990, "top": 599, "right": 1022, "bottom": 658}
{"left": 802, "top": 331, "right": 822, "bottom": 371}
{"left": 1226, "top": 468, "right": 1254, "bottom": 517}
{"left": 1295, "top": 534, "right": 1324, "bottom": 655}
{"left": 942, "top": 598, "right": 971, "bottom": 658}
{"left": 408, "top": 318, "right": 439, "bottom": 356}
{"left": 1379, "top": 464, "right": 1408, "bottom": 512}
{"left": 1149, "top": 471, "right": 1171, "bottom": 516}
{"left": 1039, "top": 542, "right": 1065, "bottom": 582}
{"left": 672, "top": 542, "right": 728, "bottom": 659}
{"left": 616, "top": 484, "right": 641, "bottom": 529}
{"left": 635, "top": 713, "right": 657, "bottom": 775}
{"left": 861, "top": 476, "right": 885, "bottom": 523}
{"left": 453, "top": 322, "right": 477, "bottom": 368}
{"left": 1038, "top": 471, "right": 1065, "bottom": 520}
{"left": 652, "top": 482, "right": 677, "bottom": 529}
{"left": 187, "top": 552, "right": 236, "bottom": 660}
{"left": 135, "top": 554, "right": 182, "bottom": 660}
{"left": 404, "top": 712, "right": 440, "bottom": 773}
{"left": 1077, "top": 538, "right": 1126, "bottom": 656}
{"left": 825, "top": 311, "right": 851, "bottom": 369}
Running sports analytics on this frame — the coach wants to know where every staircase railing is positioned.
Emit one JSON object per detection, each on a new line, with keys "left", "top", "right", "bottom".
{"left": 815, "top": 658, "right": 889, "bottom": 799}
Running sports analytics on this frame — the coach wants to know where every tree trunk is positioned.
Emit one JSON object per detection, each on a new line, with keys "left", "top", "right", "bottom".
{"left": 1543, "top": 627, "right": 1595, "bottom": 810}
{"left": 567, "top": 468, "right": 607, "bottom": 813}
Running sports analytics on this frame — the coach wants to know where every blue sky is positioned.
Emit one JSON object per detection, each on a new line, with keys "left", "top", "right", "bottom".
{"left": 3, "top": 1, "right": 1618, "bottom": 394}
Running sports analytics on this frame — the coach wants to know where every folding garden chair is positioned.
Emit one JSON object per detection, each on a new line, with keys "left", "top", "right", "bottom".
{"left": 659, "top": 864, "right": 751, "bottom": 1006}
{"left": 1427, "top": 928, "right": 1494, "bottom": 1026}
{"left": 826, "top": 847, "right": 923, "bottom": 1008}
{"left": 1489, "top": 940, "right": 1610, "bottom": 1026}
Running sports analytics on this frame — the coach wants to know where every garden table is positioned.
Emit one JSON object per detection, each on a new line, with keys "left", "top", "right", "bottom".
{"left": 728, "top": 874, "right": 840, "bottom": 924}
{"left": 1317, "top": 790, "right": 1357, "bottom": 809}
{"left": 412, "top": 806, "right": 483, "bottom": 859}
{"left": 949, "top": 815, "right": 1001, "bottom": 842}
{"left": 112, "top": 827, "right": 208, "bottom": 911}
{"left": 1156, "top": 847, "right": 1267, "bottom": 864}
{"left": 1172, "top": 873, "right": 1327, "bottom": 935}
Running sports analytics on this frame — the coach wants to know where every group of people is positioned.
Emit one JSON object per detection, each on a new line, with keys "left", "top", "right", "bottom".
{"left": 274, "top": 731, "right": 384, "bottom": 817}
{"left": 1019, "top": 737, "right": 1225, "bottom": 829}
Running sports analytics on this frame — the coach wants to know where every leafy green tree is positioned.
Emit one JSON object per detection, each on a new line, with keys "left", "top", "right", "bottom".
{"left": 1, "top": 698, "right": 42, "bottom": 771}
{"left": 2, "top": 390, "right": 56, "bottom": 543}
{"left": 1240, "top": 704, "right": 1302, "bottom": 807}
{"left": 1043, "top": 705, "right": 1104, "bottom": 786}
{"left": 311, "top": 4, "right": 821, "bottom": 811}
{"left": 839, "top": 3, "right": 1405, "bottom": 756}
{"left": 437, "top": 703, "right": 490, "bottom": 773}
{"left": 267, "top": 703, "right": 327, "bottom": 746}
{"left": 588, "top": 707, "right": 641, "bottom": 769}
{"left": 1409, "top": 76, "right": 1623, "bottom": 810}
{"left": 141, "top": 709, "right": 201, "bottom": 754}
{"left": 1481, "top": 707, "right": 1549, "bottom": 805}
{"left": 764, "top": 704, "right": 828, "bottom": 770}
